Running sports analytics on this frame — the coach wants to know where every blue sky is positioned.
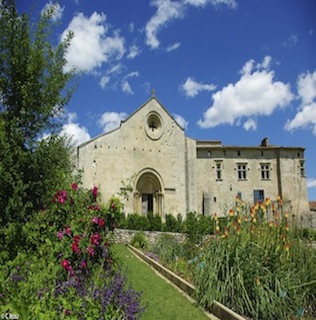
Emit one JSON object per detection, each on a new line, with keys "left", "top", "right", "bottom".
{"left": 18, "top": 0, "right": 316, "bottom": 200}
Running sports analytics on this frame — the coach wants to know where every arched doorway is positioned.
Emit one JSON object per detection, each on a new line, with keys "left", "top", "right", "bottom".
{"left": 134, "top": 169, "right": 163, "bottom": 216}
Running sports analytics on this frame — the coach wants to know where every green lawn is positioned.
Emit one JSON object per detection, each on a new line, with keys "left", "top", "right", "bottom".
{"left": 113, "top": 244, "right": 211, "bottom": 320}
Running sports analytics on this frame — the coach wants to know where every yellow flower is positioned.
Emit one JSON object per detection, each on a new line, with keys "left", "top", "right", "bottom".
{"left": 277, "top": 195, "right": 281, "bottom": 202}
{"left": 229, "top": 209, "right": 234, "bottom": 217}
{"left": 213, "top": 212, "right": 218, "bottom": 222}
{"left": 265, "top": 197, "right": 271, "bottom": 207}
{"left": 285, "top": 243, "right": 290, "bottom": 252}
{"left": 215, "top": 225, "right": 220, "bottom": 234}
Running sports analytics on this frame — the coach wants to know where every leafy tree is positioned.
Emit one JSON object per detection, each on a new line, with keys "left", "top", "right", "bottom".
{"left": 0, "top": 0, "right": 76, "bottom": 252}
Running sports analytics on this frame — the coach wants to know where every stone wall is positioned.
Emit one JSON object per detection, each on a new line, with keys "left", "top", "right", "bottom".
{"left": 113, "top": 228, "right": 187, "bottom": 245}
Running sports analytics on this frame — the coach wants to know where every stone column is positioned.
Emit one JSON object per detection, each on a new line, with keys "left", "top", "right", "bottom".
{"left": 134, "top": 191, "right": 140, "bottom": 214}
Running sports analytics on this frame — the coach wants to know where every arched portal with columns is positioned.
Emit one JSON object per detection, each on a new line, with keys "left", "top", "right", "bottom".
{"left": 134, "top": 169, "right": 164, "bottom": 216}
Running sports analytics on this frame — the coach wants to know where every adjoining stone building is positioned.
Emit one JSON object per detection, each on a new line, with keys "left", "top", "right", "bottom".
{"left": 76, "top": 96, "right": 309, "bottom": 219}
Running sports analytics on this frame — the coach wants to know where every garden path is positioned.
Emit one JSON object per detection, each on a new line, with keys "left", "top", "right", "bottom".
{"left": 113, "top": 244, "right": 216, "bottom": 320}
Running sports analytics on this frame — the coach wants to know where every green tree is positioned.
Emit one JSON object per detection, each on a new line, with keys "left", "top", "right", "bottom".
{"left": 0, "top": 0, "right": 75, "bottom": 253}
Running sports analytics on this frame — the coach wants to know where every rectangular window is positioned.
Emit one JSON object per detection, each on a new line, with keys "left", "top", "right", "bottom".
{"left": 237, "top": 163, "right": 247, "bottom": 180}
{"left": 216, "top": 161, "right": 222, "bottom": 180}
{"left": 300, "top": 160, "right": 305, "bottom": 177}
{"left": 254, "top": 189, "right": 264, "bottom": 204}
{"left": 261, "top": 163, "right": 270, "bottom": 180}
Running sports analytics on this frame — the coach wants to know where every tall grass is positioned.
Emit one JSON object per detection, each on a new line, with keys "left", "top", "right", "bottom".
{"left": 194, "top": 197, "right": 316, "bottom": 319}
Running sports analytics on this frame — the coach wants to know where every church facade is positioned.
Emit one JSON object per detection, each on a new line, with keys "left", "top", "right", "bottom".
{"left": 76, "top": 96, "right": 309, "bottom": 219}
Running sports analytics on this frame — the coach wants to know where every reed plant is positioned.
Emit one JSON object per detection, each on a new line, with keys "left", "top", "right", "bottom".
{"left": 194, "top": 197, "right": 316, "bottom": 319}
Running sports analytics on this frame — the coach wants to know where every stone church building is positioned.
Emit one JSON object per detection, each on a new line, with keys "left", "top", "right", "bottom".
{"left": 76, "top": 96, "right": 309, "bottom": 219}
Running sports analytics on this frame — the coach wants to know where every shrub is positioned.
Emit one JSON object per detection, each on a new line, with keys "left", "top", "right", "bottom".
{"left": 131, "top": 231, "right": 148, "bottom": 249}
{"left": 147, "top": 211, "right": 162, "bottom": 231}
{"left": 0, "top": 183, "right": 144, "bottom": 319}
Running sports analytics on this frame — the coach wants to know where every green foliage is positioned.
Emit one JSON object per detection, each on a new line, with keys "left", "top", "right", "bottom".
{"left": 131, "top": 231, "right": 148, "bottom": 249}
{"left": 0, "top": 0, "right": 75, "bottom": 253}
{"left": 183, "top": 212, "right": 214, "bottom": 244}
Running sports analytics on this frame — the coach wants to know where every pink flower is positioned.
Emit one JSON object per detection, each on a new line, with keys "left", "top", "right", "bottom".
{"left": 80, "top": 260, "right": 87, "bottom": 269}
{"left": 65, "top": 225, "right": 71, "bottom": 235}
{"left": 92, "top": 216, "right": 99, "bottom": 224}
{"left": 57, "top": 231, "right": 64, "bottom": 239}
{"left": 65, "top": 309, "right": 70, "bottom": 316}
{"left": 111, "top": 202, "right": 115, "bottom": 209}
{"left": 98, "top": 218, "right": 105, "bottom": 228}
{"left": 71, "top": 182, "right": 78, "bottom": 191}
{"left": 91, "top": 233, "right": 100, "bottom": 246}
{"left": 92, "top": 186, "right": 98, "bottom": 199}
{"left": 88, "top": 246, "right": 95, "bottom": 256}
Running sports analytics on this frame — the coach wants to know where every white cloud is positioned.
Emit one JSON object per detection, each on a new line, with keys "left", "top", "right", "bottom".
{"left": 284, "top": 102, "right": 316, "bottom": 135}
{"left": 198, "top": 56, "right": 294, "bottom": 129}
{"left": 127, "top": 44, "right": 141, "bottom": 59}
{"left": 122, "top": 81, "right": 134, "bottom": 95}
{"left": 243, "top": 118, "right": 257, "bottom": 131}
{"left": 283, "top": 34, "right": 298, "bottom": 47}
{"left": 297, "top": 70, "right": 316, "bottom": 104}
{"left": 184, "top": 0, "right": 237, "bottom": 8}
{"left": 121, "top": 71, "right": 139, "bottom": 95}
{"left": 100, "top": 75, "right": 110, "bottom": 89}
{"left": 307, "top": 178, "right": 316, "bottom": 189}
{"left": 61, "top": 112, "right": 91, "bottom": 146}
{"left": 145, "top": 0, "right": 236, "bottom": 49}
{"left": 41, "top": 1, "right": 64, "bottom": 21}
{"left": 61, "top": 12, "right": 125, "bottom": 72}
{"left": 173, "top": 113, "right": 188, "bottom": 130}
{"left": 166, "top": 42, "right": 181, "bottom": 52}
{"left": 180, "top": 77, "right": 216, "bottom": 97}
{"left": 98, "top": 112, "right": 128, "bottom": 133}
{"left": 285, "top": 70, "right": 316, "bottom": 135}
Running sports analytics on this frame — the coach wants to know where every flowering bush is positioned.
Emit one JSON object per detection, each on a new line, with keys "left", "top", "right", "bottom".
{"left": 195, "top": 196, "right": 316, "bottom": 320}
{"left": 0, "top": 183, "right": 144, "bottom": 319}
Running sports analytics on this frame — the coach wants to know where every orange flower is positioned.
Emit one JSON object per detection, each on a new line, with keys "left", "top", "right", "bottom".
{"left": 229, "top": 209, "right": 234, "bottom": 217}
{"left": 285, "top": 243, "right": 290, "bottom": 252}
{"left": 213, "top": 212, "right": 218, "bottom": 222}
{"left": 265, "top": 197, "right": 271, "bottom": 207}
{"left": 215, "top": 225, "right": 220, "bottom": 234}
{"left": 285, "top": 224, "right": 289, "bottom": 232}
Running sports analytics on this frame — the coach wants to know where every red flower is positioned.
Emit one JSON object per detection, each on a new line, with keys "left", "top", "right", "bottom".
{"left": 92, "top": 186, "right": 98, "bottom": 199}
{"left": 65, "top": 309, "right": 70, "bottom": 316}
{"left": 91, "top": 233, "right": 100, "bottom": 246}
{"left": 72, "top": 242, "right": 80, "bottom": 254}
{"left": 65, "top": 225, "right": 71, "bottom": 235}
{"left": 98, "top": 218, "right": 105, "bottom": 227}
{"left": 80, "top": 260, "right": 87, "bottom": 269}
{"left": 61, "top": 259, "right": 70, "bottom": 270}
{"left": 88, "top": 246, "right": 95, "bottom": 256}
{"left": 71, "top": 182, "right": 78, "bottom": 191}
{"left": 73, "top": 235, "right": 80, "bottom": 243}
